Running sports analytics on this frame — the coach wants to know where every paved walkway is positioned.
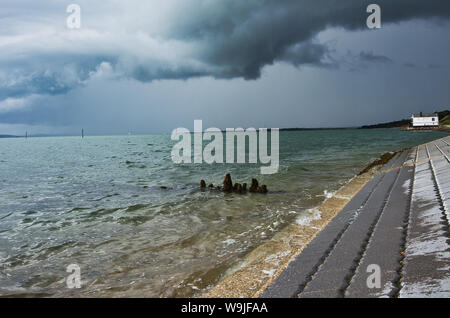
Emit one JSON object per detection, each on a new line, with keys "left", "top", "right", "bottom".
{"left": 263, "top": 136, "right": 450, "bottom": 298}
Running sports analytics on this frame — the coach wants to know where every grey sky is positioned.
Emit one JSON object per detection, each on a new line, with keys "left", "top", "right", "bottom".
{"left": 0, "top": 0, "right": 450, "bottom": 135}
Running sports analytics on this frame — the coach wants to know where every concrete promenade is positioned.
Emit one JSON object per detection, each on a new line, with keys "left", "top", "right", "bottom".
{"left": 263, "top": 136, "right": 450, "bottom": 298}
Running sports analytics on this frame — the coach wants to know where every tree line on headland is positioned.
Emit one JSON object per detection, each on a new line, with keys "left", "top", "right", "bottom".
{"left": 360, "top": 110, "right": 450, "bottom": 129}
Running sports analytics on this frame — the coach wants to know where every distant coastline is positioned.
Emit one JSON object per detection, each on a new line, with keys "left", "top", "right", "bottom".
{"left": 2, "top": 110, "right": 449, "bottom": 137}
{"left": 278, "top": 127, "right": 355, "bottom": 131}
{"left": 0, "top": 135, "right": 20, "bottom": 138}
{"left": 360, "top": 109, "right": 450, "bottom": 130}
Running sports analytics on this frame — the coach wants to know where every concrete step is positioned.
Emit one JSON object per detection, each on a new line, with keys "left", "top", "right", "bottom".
{"left": 298, "top": 152, "right": 407, "bottom": 298}
{"left": 262, "top": 136, "right": 450, "bottom": 298}
{"left": 400, "top": 143, "right": 450, "bottom": 297}
{"left": 345, "top": 148, "right": 416, "bottom": 297}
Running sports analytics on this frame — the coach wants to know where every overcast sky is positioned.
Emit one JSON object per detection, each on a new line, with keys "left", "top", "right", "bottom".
{"left": 1, "top": 0, "right": 450, "bottom": 135}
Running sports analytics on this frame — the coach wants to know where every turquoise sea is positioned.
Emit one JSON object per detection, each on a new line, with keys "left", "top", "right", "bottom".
{"left": 0, "top": 129, "right": 447, "bottom": 297}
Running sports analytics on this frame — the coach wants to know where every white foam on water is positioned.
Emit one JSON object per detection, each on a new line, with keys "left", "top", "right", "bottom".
{"left": 222, "top": 238, "right": 236, "bottom": 246}
{"left": 324, "top": 189, "right": 335, "bottom": 199}
{"left": 264, "top": 250, "right": 291, "bottom": 266}
{"left": 295, "top": 208, "right": 322, "bottom": 226}
{"left": 316, "top": 189, "right": 336, "bottom": 199}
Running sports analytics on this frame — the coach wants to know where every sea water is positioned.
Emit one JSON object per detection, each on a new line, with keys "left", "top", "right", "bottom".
{"left": 0, "top": 129, "right": 447, "bottom": 297}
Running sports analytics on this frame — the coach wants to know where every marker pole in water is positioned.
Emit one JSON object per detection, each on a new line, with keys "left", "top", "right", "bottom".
{"left": 25, "top": 131, "right": 27, "bottom": 139}
{"left": 82, "top": 128, "right": 84, "bottom": 138}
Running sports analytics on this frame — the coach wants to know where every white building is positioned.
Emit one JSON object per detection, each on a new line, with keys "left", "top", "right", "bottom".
{"left": 412, "top": 113, "right": 439, "bottom": 127}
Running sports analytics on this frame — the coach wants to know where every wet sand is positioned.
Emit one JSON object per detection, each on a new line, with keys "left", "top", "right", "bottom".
{"left": 203, "top": 156, "right": 389, "bottom": 298}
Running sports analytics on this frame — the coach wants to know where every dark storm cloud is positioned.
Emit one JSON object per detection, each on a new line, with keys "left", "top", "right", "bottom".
{"left": 403, "top": 62, "right": 416, "bottom": 68}
{"left": 358, "top": 51, "right": 392, "bottom": 64}
{"left": 1, "top": 0, "right": 450, "bottom": 101}
{"left": 0, "top": 57, "right": 113, "bottom": 100}
{"left": 165, "top": 0, "right": 450, "bottom": 79}
{"left": 279, "top": 41, "right": 332, "bottom": 67}
{"left": 427, "top": 64, "right": 443, "bottom": 69}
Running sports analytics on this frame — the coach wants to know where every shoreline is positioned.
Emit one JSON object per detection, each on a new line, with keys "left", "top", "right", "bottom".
{"left": 203, "top": 151, "right": 399, "bottom": 298}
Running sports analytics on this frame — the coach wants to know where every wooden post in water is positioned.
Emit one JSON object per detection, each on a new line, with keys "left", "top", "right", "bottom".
{"left": 82, "top": 128, "right": 84, "bottom": 138}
